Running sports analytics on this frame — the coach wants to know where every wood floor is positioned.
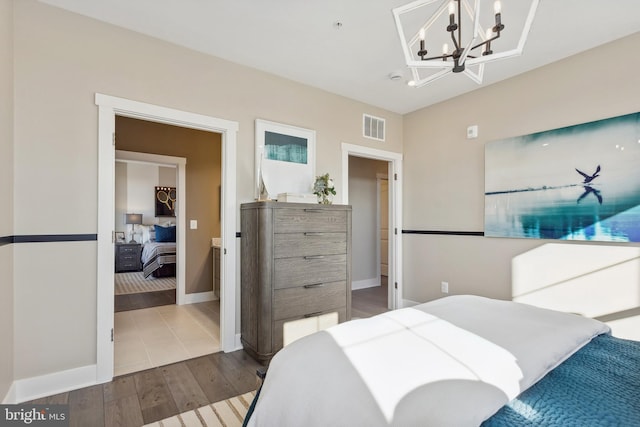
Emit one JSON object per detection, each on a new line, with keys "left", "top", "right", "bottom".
{"left": 114, "top": 289, "right": 176, "bottom": 312}
{"left": 27, "top": 278, "right": 389, "bottom": 427}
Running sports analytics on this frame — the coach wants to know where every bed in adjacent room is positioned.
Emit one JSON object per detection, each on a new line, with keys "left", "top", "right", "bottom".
{"left": 141, "top": 224, "right": 176, "bottom": 278}
{"left": 244, "top": 295, "right": 640, "bottom": 426}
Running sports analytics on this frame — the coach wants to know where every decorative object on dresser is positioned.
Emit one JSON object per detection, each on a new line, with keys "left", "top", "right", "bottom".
{"left": 125, "top": 213, "right": 143, "bottom": 243}
{"left": 241, "top": 202, "right": 352, "bottom": 363}
{"left": 312, "top": 173, "right": 336, "bottom": 205}
{"left": 115, "top": 243, "right": 142, "bottom": 273}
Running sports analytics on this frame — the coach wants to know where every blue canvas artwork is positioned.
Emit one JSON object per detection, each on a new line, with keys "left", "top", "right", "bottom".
{"left": 485, "top": 112, "right": 640, "bottom": 242}
{"left": 264, "top": 131, "right": 308, "bottom": 164}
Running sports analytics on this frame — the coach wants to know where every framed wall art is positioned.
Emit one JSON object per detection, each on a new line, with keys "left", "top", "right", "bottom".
{"left": 485, "top": 112, "right": 640, "bottom": 242}
{"left": 255, "top": 119, "right": 316, "bottom": 200}
{"left": 155, "top": 186, "right": 176, "bottom": 217}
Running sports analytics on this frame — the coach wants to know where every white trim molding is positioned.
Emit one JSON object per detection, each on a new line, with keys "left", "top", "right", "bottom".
{"left": 95, "top": 93, "right": 239, "bottom": 384}
{"left": 341, "top": 143, "right": 404, "bottom": 310}
{"left": 352, "top": 278, "right": 381, "bottom": 291}
{"left": 182, "top": 291, "right": 217, "bottom": 305}
{"left": 5, "top": 365, "right": 96, "bottom": 404}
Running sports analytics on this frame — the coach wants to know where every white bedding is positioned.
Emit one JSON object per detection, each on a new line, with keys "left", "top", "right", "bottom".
{"left": 246, "top": 295, "right": 609, "bottom": 427}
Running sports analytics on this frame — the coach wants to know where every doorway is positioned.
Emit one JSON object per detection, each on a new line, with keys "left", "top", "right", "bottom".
{"left": 348, "top": 156, "right": 390, "bottom": 317}
{"left": 341, "top": 143, "right": 403, "bottom": 312}
{"left": 96, "top": 93, "right": 238, "bottom": 383}
{"left": 112, "top": 147, "right": 222, "bottom": 376}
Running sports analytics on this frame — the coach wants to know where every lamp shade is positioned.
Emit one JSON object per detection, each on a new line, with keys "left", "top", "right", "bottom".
{"left": 125, "top": 213, "right": 143, "bottom": 225}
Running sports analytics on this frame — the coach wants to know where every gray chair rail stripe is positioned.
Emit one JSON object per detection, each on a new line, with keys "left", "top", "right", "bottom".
{"left": 402, "top": 230, "right": 484, "bottom": 236}
{"left": 0, "top": 234, "right": 98, "bottom": 246}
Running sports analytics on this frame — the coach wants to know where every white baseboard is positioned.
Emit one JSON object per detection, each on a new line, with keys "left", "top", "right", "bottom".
{"left": 351, "top": 278, "right": 380, "bottom": 291}
{"left": 182, "top": 291, "right": 216, "bottom": 305}
{"left": 7, "top": 365, "right": 97, "bottom": 404}
{"left": 232, "top": 333, "right": 243, "bottom": 352}
{"left": 2, "top": 382, "right": 16, "bottom": 404}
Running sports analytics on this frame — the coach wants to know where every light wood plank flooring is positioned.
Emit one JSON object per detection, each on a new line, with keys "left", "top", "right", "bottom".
{"left": 26, "top": 278, "right": 389, "bottom": 426}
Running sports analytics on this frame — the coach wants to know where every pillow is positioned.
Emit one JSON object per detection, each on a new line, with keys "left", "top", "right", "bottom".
{"left": 155, "top": 225, "right": 176, "bottom": 242}
{"left": 139, "top": 225, "right": 155, "bottom": 244}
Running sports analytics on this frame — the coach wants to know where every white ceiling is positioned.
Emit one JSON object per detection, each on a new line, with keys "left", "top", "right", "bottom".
{"left": 39, "top": 0, "right": 640, "bottom": 115}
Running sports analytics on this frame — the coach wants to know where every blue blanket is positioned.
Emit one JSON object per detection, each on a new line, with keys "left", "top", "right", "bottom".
{"left": 483, "top": 334, "right": 640, "bottom": 426}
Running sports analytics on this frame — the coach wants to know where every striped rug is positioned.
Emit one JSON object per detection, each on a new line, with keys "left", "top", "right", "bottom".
{"left": 144, "top": 391, "right": 255, "bottom": 427}
{"left": 114, "top": 271, "right": 176, "bottom": 295}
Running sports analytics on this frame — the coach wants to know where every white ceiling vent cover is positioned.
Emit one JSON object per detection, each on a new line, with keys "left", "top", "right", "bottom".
{"left": 363, "top": 114, "right": 385, "bottom": 141}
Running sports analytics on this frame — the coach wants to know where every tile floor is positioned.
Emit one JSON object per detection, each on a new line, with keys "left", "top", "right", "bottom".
{"left": 114, "top": 300, "right": 220, "bottom": 376}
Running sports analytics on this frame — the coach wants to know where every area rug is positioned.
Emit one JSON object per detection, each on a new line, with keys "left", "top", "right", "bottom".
{"left": 114, "top": 271, "right": 176, "bottom": 295}
{"left": 144, "top": 390, "right": 255, "bottom": 427}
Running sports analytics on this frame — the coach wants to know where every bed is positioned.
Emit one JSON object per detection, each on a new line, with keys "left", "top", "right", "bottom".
{"left": 244, "top": 295, "right": 640, "bottom": 426}
{"left": 141, "top": 241, "right": 176, "bottom": 278}
{"left": 139, "top": 224, "right": 176, "bottom": 278}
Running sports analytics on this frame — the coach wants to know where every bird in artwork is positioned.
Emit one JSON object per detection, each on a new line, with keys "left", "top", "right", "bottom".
{"left": 577, "top": 185, "right": 603, "bottom": 205}
{"left": 575, "top": 165, "right": 601, "bottom": 184}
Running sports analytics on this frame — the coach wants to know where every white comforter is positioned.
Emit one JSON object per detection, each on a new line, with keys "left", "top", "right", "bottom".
{"left": 246, "top": 295, "right": 609, "bottom": 427}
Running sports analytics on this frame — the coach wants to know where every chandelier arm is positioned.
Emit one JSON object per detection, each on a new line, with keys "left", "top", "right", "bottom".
{"left": 470, "top": 33, "right": 500, "bottom": 52}
{"left": 420, "top": 53, "right": 450, "bottom": 61}
{"left": 450, "top": 32, "right": 461, "bottom": 53}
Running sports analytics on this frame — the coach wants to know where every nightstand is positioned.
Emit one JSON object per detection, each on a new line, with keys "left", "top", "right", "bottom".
{"left": 115, "top": 243, "right": 142, "bottom": 273}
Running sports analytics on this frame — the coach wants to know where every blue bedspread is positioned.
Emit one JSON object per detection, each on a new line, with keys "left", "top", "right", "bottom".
{"left": 483, "top": 334, "right": 640, "bottom": 427}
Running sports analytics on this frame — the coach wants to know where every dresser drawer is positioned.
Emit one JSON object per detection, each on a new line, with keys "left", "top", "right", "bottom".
{"left": 274, "top": 232, "right": 346, "bottom": 259}
{"left": 119, "top": 246, "right": 139, "bottom": 254}
{"left": 273, "top": 307, "right": 347, "bottom": 350}
{"left": 118, "top": 254, "right": 138, "bottom": 262}
{"left": 273, "top": 281, "right": 346, "bottom": 320}
{"left": 274, "top": 254, "right": 346, "bottom": 289}
{"left": 274, "top": 208, "right": 347, "bottom": 233}
{"left": 118, "top": 260, "right": 139, "bottom": 269}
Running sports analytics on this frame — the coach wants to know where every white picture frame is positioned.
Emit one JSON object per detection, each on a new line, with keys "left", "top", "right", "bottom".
{"left": 255, "top": 119, "right": 316, "bottom": 200}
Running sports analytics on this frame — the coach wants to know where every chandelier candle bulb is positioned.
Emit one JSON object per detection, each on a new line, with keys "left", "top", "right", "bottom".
{"left": 418, "top": 28, "right": 427, "bottom": 58}
{"left": 494, "top": 1, "right": 504, "bottom": 31}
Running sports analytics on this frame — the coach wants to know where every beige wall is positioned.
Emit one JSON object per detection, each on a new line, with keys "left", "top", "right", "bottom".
{"left": 10, "top": 0, "right": 402, "bottom": 384}
{"left": 116, "top": 116, "right": 221, "bottom": 294}
{"left": 402, "top": 33, "right": 640, "bottom": 337}
{"left": 0, "top": 0, "right": 14, "bottom": 400}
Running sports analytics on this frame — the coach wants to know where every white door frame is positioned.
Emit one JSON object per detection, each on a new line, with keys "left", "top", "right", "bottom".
{"left": 341, "top": 143, "right": 403, "bottom": 310}
{"left": 96, "top": 93, "right": 238, "bottom": 383}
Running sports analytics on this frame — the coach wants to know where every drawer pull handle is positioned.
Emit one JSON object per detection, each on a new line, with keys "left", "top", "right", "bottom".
{"left": 304, "top": 209, "right": 324, "bottom": 213}
{"left": 304, "top": 255, "right": 325, "bottom": 260}
{"left": 304, "top": 283, "right": 325, "bottom": 289}
{"left": 304, "top": 311, "right": 324, "bottom": 318}
{"left": 304, "top": 232, "right": 324, "bottom": 236}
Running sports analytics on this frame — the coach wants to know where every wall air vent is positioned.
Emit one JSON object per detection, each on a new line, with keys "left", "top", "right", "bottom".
{"left": 363, "top": 114, "right": 385, "bottom": 141}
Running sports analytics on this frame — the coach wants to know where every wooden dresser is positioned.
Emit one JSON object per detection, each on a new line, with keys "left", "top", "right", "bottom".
{"left": 241, "top": 202, "right": 352, "bottom": 362}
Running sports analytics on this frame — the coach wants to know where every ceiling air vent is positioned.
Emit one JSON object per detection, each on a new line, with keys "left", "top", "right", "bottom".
{"left": 363, "top": 114, "right": 385, "bottom": 141}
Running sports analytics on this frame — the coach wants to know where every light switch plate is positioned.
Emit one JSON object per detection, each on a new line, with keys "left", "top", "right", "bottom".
{"left": 190, "top": 220, "right": 198, "bottom": 229}
{"left": 467, "top": 125, "right": 478, "bottom": 139}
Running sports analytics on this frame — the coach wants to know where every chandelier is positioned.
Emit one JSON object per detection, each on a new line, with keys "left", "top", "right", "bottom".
{"left": 392, "top": 0, "right": 539, "bottom": 88}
